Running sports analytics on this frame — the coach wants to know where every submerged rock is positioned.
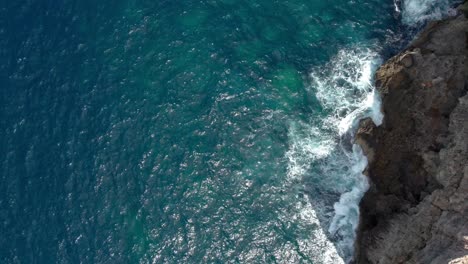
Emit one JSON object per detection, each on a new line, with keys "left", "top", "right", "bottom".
{"left": 355, "top": 12, "right": 468, "bottom": 264}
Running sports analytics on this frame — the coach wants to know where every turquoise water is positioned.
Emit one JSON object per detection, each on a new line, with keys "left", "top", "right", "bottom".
{"left": 0, "top": 0, "right": 458, "bottom": 263}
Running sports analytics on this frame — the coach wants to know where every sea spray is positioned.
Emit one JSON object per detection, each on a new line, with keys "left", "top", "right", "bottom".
{"left": 400, "top": 0, "right": 461, "bottom": 25}
{"left": 327, "top": 145, "right": 370, "bottom": 260}
{"left": 285, "top": 127, "right": 344, "bottom": 264}
{"left": 286, "top": 47, "right": 383, "bottom": 262}
{"left": 318, "top": 49, "right": 383, "bottom": 261}
{"left": 296, "top": 1, "right": 462, "bottom": 260}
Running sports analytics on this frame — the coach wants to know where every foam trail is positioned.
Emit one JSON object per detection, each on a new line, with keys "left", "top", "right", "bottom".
{"left": 285, "top": 126, "right": 344, "bottom": 264}
{"left": 327, "top": 145, "right": 369, "bottom": 259}
{"left": 394, "top": 0, "right": 402, "bottom": 13}
{"left": 317, "top": 49, "right": 383, "bottom": 261}
{"left": 277, "top": 198, "right": 346, "bottom": 264}
{"left": 286, "top": 47, "right": 383, "bottom": 263}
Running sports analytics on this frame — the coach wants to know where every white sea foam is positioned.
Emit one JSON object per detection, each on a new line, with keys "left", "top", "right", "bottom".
{"left": 311, "top": 49, "right": 382, "bottom": 135}
{"left": 277, "top": 199, "right": 346, "bottom": 264}
{"left": 286, "top": 124, "right": 335, "bottom": 181}
{"left": 284, "top": 125, "right": 344, "bottom": 263}
{"left": 327, "top": 145, "right": 369, "bottom": 258}
{"left": 285, "top": 47, "right": 383, "bottom": 262}
{"left": 400, "top": 0, "right": 459, "bottom": 25}
{"left": 394, "top": 0, "right": 402, "bottom": 13}
{"left": 286, "top": 1, "right": 460, "bottom": 261}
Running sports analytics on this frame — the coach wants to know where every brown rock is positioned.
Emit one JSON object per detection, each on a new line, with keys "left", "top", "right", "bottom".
{"left": 399, "top": 53, "right": 414, "bottom": 68}
{"left": 355, "top": 13, "right": 468, "bottom": 264}
{"left": 355, "top": 118, "right": 377, "bottom": 163}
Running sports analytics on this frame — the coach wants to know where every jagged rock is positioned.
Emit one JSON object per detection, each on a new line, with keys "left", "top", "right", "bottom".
{"left": 355, "top": 13, "right": 468, "bottom": 264}
{"left": 399, "top": 53, "right": 414, "bottom": 68}
{"left": 355, "top": 118, "right": 377, "bottom": 164}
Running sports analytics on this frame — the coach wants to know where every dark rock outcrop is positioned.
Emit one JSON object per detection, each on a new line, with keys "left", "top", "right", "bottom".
{"left": 355, "top": 12, "right": 468, "bottom": 264}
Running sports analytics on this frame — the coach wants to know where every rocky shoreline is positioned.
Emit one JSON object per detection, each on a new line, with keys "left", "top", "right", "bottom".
{"left": 354, "top": 5, "right": 468, "bottom": 264}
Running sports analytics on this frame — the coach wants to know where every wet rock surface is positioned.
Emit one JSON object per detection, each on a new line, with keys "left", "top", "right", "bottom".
{"left": 355, "top": 13, "right": 468, "bottom": 264}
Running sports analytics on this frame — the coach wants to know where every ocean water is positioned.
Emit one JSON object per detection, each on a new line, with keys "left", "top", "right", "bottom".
{"left": 0, "top": 0, "right": 458, "bottom": 263}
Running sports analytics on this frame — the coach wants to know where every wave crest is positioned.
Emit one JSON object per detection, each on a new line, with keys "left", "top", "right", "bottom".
{"left": 285, "top": 47, "right": 383, "bottom": 262}
{"left": 400, "top": 0, "right": 459, "bottom": 25}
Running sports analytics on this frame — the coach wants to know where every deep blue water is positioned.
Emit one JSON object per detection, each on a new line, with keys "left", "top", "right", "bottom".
{"left": 0, "top": 0, "right": 458, "bottom": 263}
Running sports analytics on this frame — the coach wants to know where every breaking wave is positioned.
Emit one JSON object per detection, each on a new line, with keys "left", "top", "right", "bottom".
{"left": 398, "top": 0, "right": 460, "bottom": 25}
{"left": 287, "top": 1, "right": 464, "bottom": 259}
{"left": 285, "top": 47, "right": 383, "bottom": 262}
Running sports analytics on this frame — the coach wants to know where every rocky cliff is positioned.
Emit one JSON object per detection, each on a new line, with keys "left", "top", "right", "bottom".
{"left": 354, "top": 7, "right": 468, "bottom": 264}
